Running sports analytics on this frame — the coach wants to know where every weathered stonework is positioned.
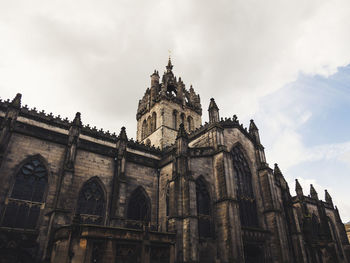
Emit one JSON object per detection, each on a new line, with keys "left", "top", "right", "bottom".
{"left": 0, "top": 60, "right": 349, "bottom": 262}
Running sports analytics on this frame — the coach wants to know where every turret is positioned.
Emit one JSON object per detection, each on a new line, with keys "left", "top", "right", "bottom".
{"left": 150, "top": 70, "right": 160, "bottom": 87}
{"left": 177, "top": 77, "right": 185, "bottom": 104}
{"left": 310, "top": 184, "right": 318, "bottom": 200}
{"left": 208, "top": 98, "right": 219, "bottom": 123}
{"left": 249, "top": 119, "right": 261, "bottom": 144}
{"left": 325, "top": 190, "right": 333, "bottom": 207}
{"left": 295, "top": 179, "right": 304, "bottom": 198}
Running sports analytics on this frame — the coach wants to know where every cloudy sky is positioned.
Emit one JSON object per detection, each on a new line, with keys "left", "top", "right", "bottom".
{"left": 1, "top": 0, "right": 350, "bottom": 221}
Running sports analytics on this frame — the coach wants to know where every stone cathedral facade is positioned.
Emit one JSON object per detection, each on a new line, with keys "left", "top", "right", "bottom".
{"left": 0, "top": 59, "right": 349, "bottom": 263}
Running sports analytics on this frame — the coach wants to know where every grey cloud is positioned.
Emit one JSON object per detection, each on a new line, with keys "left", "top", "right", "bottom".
{"left": 0, "top": 0, "right": 350, "bottom": 137}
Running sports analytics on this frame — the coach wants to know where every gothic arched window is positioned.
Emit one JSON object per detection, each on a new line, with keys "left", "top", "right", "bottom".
{"left": 187, "top": 116, "right": 194, "bottom": 132}
{"left": 127, "top": 187, "right": 151, "bottom": 223}
{"left": 151, "top": 112, "right": 157, "bottom": 132}
{"left": 76, "top": 178, "right": 105, "bottom": 225}
{"left": 196, "top": 177, "right": 213, "bottom": 238}
{"left": 147, "top": 116, "right": 152, "bottom": 136}
{"left": 173, "top": 110, "right": 178, "bottom": 130}
{"left": 142, "top": 120, "right": 147, "bottom": 139}
{"left": 232, "top": 145, "right": 259, "bottom": 227}
{"left": 2, "top": 157, "right": 48, "bottom": 229}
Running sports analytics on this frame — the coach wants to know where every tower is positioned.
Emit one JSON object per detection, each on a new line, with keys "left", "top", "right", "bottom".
{"left": 136, "top": 58, "right": 202, "bottom": 149}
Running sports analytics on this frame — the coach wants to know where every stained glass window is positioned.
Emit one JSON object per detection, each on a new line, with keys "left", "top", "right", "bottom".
{"left": 77, "top": 179, "right": 105, "bottom": 225}
{"left": 2, "top": 157, "right": 47, "bottom": 229}
{"left": 232, "top": 145, "right": 259, "bottom": 227}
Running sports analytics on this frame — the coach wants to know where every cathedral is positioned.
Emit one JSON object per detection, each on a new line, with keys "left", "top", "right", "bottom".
{"left": 0, "top": 58, "right": 349, "bottom": 263}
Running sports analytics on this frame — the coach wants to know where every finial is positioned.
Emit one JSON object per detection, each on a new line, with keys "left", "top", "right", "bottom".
{"left": 11, "top": 93, "right": 22, "bottom": 108}
{"left": 325, "top": 190, "right": 333, "bottom": 206}
{"left": 119, "top": 126, "right": 128, "bottom": 141}
{"left": 295, "top": 179, "right": 303, "bottom": 197}
{"left": 166, "top": 56, "right": 173, "bottom": 72}
{"left": 249, "top": 119, "right": 258, "bottom": 131}
{"left": 72, "top": 112, "right": 82, "bottom": 127}
{"left": 274, "top": 163, "right": 282, "bottom": 175}
{"left": 208, "top": 98, "right": 219, "bottom": 110}
{"left": 151, "top": 69, "right": 159, "bottom": 77}
{"left": 310, "top": 184, "right": 318, "bottom": 200}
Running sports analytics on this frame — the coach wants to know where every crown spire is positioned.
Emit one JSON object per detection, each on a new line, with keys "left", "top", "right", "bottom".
{"left": 166, "top": 57, "right": 173, "bottom": 72}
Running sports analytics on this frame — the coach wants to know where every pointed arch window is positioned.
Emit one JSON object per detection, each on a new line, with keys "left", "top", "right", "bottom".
{"left": 1, "top": 157, "right": 48, "bottom": 229}
{"left": 76, "top": 178, "right": 105, "bottom": 225}
{"left": 142, "top": 120, "right": 147, "bottom": 140}
{"left": 151, "top": 112, "right": 157, "bottom": 132}
{"left": 187, "top": 116, "right": 194, "bottom": 132}
{"left": 127, "top": 187, "right": 151, "bottom": 229}
{"left": 196, "top": 177, "right": 213, "bottom": 238}
{"left": 147, "top": 116, "right": 152, "bottom": 136}
{"left": 173, "top": 110, "right": 178, "bottom": 130}
{"left": 232, "top": 145, "right": 259, "bottom": 227}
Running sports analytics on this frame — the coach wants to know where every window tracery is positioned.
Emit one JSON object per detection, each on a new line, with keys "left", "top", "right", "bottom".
{"left": 232, "top": 145, "right": 259, "bottom": 227}
{"left": 2, "top": 157, "right": 47, "bottom": 229}
{"left": 127, "top": 187, "right": 151, "bottom": 224}
{"left": 76, "top": 179, "right": 105, "bottom": 225}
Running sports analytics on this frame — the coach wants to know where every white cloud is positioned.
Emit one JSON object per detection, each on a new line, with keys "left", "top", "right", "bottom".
{"left": 0, "top": 0, "right": 350, "bottom": 134}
